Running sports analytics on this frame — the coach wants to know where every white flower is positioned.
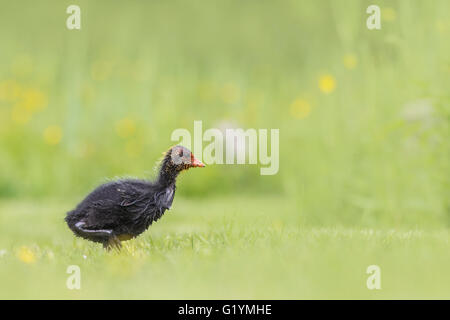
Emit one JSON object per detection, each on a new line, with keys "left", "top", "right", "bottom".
{"left": 402, "top": 99, "right": 434, "bottom": 127}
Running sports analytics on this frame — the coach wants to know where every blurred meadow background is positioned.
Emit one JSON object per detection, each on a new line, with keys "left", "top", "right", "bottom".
{"left": 0, "top": 0, "right": 449, "bottom": 299}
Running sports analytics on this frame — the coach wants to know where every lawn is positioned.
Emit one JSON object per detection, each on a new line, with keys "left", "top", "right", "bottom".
{"left": 0, "top": 196, "right": 449, "bottom": 299}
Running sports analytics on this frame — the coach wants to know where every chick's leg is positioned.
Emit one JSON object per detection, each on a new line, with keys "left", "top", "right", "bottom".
{"left": 103, "top": 236, "right": 122, "bottom": 251}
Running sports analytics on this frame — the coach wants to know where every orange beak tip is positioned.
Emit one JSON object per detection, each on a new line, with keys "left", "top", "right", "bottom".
{"left": 191, "top": 157, "right": 205, "bottom": 168}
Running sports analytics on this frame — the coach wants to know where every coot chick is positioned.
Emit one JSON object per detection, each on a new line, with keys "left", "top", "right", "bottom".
{"left": 65, "top": 145, "right": 205, "bottom": 250}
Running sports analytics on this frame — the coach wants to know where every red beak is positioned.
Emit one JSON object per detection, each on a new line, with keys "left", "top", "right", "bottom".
{"left": 191, "top": 155, "right": 205, "bottom": 167}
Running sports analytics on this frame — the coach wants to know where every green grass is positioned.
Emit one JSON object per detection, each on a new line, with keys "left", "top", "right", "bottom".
{"left": 0, "top": 197, "right": 449, "bottom": 299}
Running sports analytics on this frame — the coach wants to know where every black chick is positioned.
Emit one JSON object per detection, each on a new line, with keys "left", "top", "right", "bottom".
{"left": 65, "top": 145, "right": 205, "bottom": 250}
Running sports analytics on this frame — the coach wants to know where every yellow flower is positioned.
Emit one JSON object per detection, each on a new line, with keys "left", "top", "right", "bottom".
{"left": 290, "top": 98, "right": 311, "bottom": 119}
{"left": 43, "top": 125, "right": 63, "bottom": 145}
{"left": 343, "top": 54, "right": 358, "bottom": 70}
{"left": 318, "top": 74, "right": 336, "bottom": 94}
{"left": 17, "top": 246, "right": 36, "bottom": 264}
{"left": 382, "top": 7, "right": 396, "bottom": 22}
{"left": 20, "top": 88, "right": 48, "bottom": 112}
{"left": 115, "top": 118, "right": 136, "bottom": 138}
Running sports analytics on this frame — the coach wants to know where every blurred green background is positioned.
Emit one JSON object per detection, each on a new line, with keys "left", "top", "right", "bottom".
{"left": 0, "top": 0, "right": 449, "bottom": 299}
